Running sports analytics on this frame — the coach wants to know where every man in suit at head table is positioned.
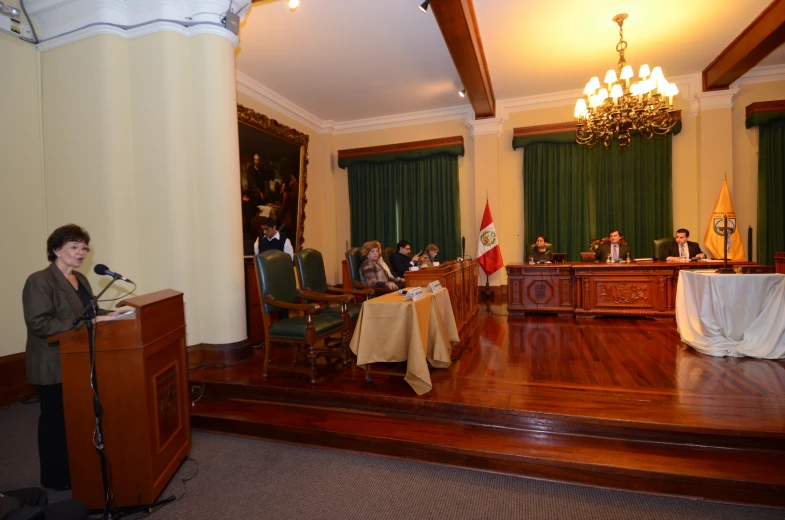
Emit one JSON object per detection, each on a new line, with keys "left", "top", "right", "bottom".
{"left": 595, "top": 229, "right": 631, "bottom": 262}
{"left": 661, "top": 228, "right": 706, "bottom": 261}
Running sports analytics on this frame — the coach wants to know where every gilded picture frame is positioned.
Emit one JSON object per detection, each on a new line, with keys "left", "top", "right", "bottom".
{"left": 238, "top": 104, "right": 309, "bottom": 251}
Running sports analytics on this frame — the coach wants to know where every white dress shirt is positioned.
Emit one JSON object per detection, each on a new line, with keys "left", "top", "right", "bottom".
{"left": 253, "top": 231, "right": 294, "bottom": 259}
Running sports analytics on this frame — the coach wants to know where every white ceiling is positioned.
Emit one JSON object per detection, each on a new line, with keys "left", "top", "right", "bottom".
{"left": 236, "top": 0, "right": 781, "bottom": 123}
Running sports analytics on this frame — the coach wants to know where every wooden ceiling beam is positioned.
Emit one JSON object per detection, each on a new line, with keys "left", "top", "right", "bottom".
{"left": 429, "top": 0, "right": 496, "bottom": 119}
{"left": 703, "top": 0, "right": 785, "bottom": 91}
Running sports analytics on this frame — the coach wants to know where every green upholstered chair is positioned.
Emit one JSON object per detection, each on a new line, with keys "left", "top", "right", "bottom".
{"left": 295, "top": 248, "right": 371, "bottom": 323}
{"left": 652, "top": 237, "right": 674, "bottom": 260}
{"left": 383, "top": 246, "right": 396, "bottom": 267}
{"left": 254, "top": 250, "right": 350, "bottom": 384}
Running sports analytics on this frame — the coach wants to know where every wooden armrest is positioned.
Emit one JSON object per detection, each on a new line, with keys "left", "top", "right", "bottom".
{"left": 263, "top": 295, "right": 321, "bottom": 313}
{"left": 352, "top": 281, "right": 376, "bottom": 295}
{"left": 327, "top": 284, "right": 373, "bottom": 296}
{"left": 297, "top": 289, "right": 351, "bottom": 304}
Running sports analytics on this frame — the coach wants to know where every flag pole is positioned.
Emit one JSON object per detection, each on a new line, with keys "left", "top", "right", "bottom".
{"left": 716, "top": 215, "right": 735, "bottom": 274}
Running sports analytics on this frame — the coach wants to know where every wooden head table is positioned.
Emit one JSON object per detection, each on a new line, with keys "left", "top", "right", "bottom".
{"left": 506, "top": 261, "right": 764, "bottom": 319}
{"left": 403, "top": 259, "right": 478, "bottom": 333}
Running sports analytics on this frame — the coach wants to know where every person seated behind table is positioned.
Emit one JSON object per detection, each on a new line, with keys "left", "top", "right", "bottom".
{"left": 417, "top": 244, "right": 440, "bottom": 267}
{"left": 1, "top": 487, "right": 88, "bottom": 520}
{"left": 660, "top": 228, "right": 706, "bottom": 262}
{"left": 594, "top": 229, "right": 631, "bottom": 262}
{"left": 528, "top": 235, "right": 553, "bottom": 263}
{"left": 359, "top": 241, "right": 404, "bottom": 291}
{"left": 390, "top": 240, "right": 415, "bottom": 278}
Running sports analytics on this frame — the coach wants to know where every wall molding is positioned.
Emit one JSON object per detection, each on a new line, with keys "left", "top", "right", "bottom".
{"left": 731, "top": 64, "right": 785, "bottom": 88}
{"left": 0, "top": 352, "right": 36, "bottom": 407}
{"left": 697, "top": 88, "right": 741, "bottom": 110}
{"left": 337, "top": 136, "right": 464, "bottom": 161}
{"left": 513, "top": 121, "right": 577, "bottom": 138}
{"left": 745, "top": 99, "right": 785, "bottom": 118}
{"left": 467, "top": 117, "right": 506, "bottom": 138}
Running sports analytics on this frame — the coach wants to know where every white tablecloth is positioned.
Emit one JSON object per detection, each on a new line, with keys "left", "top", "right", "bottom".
{"left": 676, "top": 271, "right": 785, "bottom": 359}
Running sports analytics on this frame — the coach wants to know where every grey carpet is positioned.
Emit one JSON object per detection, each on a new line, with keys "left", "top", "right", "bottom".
{"left": 1, "top": 402, "right": 783, "bottom": 520}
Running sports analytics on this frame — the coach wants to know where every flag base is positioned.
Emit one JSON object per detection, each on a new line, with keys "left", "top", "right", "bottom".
{"left": 715, "top": 267, "right": 736, "bottom": 274}
{"left": 481, "top": 279, "right": 494, "bottom": 299}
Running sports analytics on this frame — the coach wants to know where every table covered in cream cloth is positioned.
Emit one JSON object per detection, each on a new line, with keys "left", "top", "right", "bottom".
{"left": 349, "top": 288, "right": 459, "bottom": 395}
{"left": 675, "top": 271, "right": 785, "bottom": 359}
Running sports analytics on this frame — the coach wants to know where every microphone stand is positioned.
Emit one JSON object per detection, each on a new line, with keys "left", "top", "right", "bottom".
{"left": 73, "top": 277, "right": 175, "bottom": 519}
{"left": 715, "top": 215, "right": 735, "bottom": 274}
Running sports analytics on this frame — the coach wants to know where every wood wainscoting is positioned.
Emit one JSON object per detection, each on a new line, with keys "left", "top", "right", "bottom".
{"left": 0, "top": 352, "right": 36, "bottom": 407}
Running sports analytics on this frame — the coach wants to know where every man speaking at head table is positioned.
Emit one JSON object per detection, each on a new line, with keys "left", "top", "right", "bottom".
{"left": 595, "top": 229, "right": 631, "bottom": 262}
{"left": 661, "top": 228, "right": 706, "bottom": 261}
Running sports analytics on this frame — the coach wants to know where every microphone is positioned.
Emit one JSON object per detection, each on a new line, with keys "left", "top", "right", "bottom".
{"left": 461, "top": 236, "right": 465, "bottom": 259}
{"left": 94, "top": 264, "right": 134, "bottom": 284}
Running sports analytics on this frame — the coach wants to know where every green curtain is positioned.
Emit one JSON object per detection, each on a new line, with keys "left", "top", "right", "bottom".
{"left": 523, "top": 143, "right": 595, "bottom": 261}
{"left": 348, "top": 154, "right": 461, "bottom": 259}
{"left": 757, "top": 119, "right": 785, "bottom": 266}
{"left": 524, "top": 136, "right": 673, "bottom": 260}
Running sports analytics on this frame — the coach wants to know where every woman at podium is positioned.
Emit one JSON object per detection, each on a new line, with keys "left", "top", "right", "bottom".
{"left": 21, "top": 224, "right": 122, "bottom": 491}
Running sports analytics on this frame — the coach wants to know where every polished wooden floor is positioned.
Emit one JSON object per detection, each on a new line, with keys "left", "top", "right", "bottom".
{"left": 189, "top": 299, "right": 785, "bottom": 506}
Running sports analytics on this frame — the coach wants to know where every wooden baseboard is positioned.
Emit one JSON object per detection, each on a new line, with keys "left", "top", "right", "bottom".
{"left": 187, "top": 340, "right": 254, "bottom": 370}
{"left": 0, "top": 352, "right": 36, "bottom": 407}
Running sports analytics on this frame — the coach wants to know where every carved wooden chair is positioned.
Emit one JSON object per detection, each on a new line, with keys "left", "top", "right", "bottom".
{"left": 254, "top": 250, "right": 351, "bottom": 384}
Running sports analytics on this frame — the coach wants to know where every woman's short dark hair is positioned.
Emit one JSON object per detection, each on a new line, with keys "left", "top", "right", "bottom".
{"left": 536, "top": 235, "right": 547, "bottom": 243}
{"left": 47, "top": 224, "right": 90, "bottom": 262}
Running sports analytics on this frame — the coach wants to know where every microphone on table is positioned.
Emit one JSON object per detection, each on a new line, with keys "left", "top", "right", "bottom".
{"left": 461, "top": 236, "right": 465, "bottom": 259}
{"left": 94, "top": 264, "right": 135, "bottom": 284}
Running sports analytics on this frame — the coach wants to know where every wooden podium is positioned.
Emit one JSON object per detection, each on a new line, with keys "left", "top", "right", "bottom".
{"left": 49, "top": 289, "right": 191, "bottom": 510}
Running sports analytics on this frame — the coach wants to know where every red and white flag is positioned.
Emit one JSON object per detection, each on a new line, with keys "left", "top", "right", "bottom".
{"left": 476, "top": 201, "right": 504, "bottom": 275}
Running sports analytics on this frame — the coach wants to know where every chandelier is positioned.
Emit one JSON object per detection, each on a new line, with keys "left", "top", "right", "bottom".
{"left": 574, "top": 14, "right": 679, "bottom": 148}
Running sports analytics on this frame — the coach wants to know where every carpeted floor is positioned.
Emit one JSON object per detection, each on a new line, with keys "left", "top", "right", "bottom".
{"left": 1, "top": 401, "right": 783, "bottom": 520}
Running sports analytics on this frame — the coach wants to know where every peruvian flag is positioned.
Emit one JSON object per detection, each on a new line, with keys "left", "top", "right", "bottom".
{"left": 476, "top": 201, "right": 504, "bottom": 275}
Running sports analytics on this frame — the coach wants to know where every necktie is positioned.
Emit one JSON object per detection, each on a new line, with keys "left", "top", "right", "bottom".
{"left": 680, "top": 244, "right": 686, "bottom": 258}
{"left": 612, "top": 244, "right": 618, "bottom": 261}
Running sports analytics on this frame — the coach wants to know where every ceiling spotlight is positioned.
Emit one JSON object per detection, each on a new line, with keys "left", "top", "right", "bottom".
{"left": 419, "top": 0, "right": 430, "bottom": 13}
{"left": 458, "top": 89, "right": 466, "bottom": 98}
{"left": 288, "top": 0, "right": 299, "bottom": 11}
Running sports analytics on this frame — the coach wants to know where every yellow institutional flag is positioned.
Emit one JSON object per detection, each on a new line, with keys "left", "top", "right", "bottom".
{"left": 703, "top": 179, "right": 745, "bottom": 260}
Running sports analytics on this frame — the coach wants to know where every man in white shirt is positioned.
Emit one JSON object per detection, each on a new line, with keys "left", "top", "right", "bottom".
{"left": 253, "top": 217, "right": 294, "bottom": 259}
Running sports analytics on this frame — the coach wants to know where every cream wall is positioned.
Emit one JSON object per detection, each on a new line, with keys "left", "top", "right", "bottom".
{"left": 0, "top": 31, "right": 47, "bottom": 357}
{"left": 732, "top": 80, "right": 785, "bottom": 260}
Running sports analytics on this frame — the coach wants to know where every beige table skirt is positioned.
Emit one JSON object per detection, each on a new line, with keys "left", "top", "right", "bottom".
{"left": 349, "top": 288, "right": 459, "bottom": 395}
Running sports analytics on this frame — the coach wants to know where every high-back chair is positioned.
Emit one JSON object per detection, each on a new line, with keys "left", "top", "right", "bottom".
{"left": 255, "top": 250, "right": 350, "bottom": 384}
{"left": 296, "top": 248, "right": 371, "bottom": 323}
{"left": 652, "top": 237, "right": 673, "bottom": 260}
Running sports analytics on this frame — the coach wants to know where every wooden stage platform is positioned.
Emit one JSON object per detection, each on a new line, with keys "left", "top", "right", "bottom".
{"left": 189, "top": 299, "right": 785, "bottom": 507}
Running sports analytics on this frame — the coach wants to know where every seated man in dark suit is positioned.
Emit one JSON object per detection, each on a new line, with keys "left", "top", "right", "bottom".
{"left": 595, "top": 230, "right": 631, "bottom": 262}
{"left": 1, "top": 487, "right": 87, "bottom": 520}
{"left": 390, "top": 240, "right": 417, "bottom": 278}
{"left": 660, "top": 228, "right": 706, "bottom": 261}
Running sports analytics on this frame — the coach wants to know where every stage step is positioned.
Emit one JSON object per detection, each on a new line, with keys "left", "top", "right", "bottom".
{"left": 190, "top": 396, "right": 785, "bottom": 507}
{"left": 190, "top": 380, "right": 785, "bottom": 451}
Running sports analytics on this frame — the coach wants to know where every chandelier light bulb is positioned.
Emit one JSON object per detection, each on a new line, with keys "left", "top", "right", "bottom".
{"left": 574, "top": 99, "right": 587, "bottom": 118}
{"left": 650, "top": 66, "right": 664, "bottom": 83}
{"left": 638, "top": 64, "right": 651, "bottom": 79}
{"left": 584, "top": 82, "right": 596, "bottom": 96}
{"left": 620, "top": 65, "right": 634, "bottom": 82}
{"left": 588, "top": 77, "right": 601, "bottom": 91}
{"left": 610, "top": 84, "right": 623, "bottom": 101}
{"left": 288, "top": 0, "right": 299, "bottom": 11}
{"left": 604, "top": 70, "right": 617, "bottom": 85}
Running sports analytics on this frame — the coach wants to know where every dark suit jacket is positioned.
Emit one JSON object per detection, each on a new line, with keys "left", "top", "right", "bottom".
{"left": 595, "top": 242, "right": 631, "bottom": 262}
{"left": 22, "top": 263, "right": 103, "bottom": 386}
{"left": 660, "top": 241, "right": 704, "bottom": 260}
{"left": 390, "top": 252, "right": 412, "bottom": 278}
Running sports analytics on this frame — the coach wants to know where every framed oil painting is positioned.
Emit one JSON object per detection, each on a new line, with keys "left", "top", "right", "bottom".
{"left": 238, "top": 105, "right": 309, "bottom": 252}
